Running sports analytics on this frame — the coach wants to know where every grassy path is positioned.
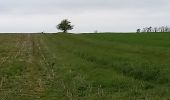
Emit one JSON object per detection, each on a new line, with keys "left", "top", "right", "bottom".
{"left": 0, "top": 33, "right": 170, "bottom": 100}
{"left": 0, "top": 34, "right": 50, "bottom": 99}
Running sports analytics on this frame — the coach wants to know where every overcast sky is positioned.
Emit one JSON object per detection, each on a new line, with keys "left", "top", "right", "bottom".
{"left": 0, "top": 0, "right": 170, "bottom": 33}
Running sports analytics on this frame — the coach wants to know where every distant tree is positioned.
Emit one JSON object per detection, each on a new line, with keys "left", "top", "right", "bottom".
{"left": 165, "top": 26, "right": 169, "bottom": 32}
{"left": 153, "top": 27, "right": 158, "bottom": 32}
{"left": 57, "top": 19, "right": 74, "bottom": 33}
{"left": 160, "top": 26, "right": 165, "bottom": 32}
{"left": 147, "top": 27, "right": 152, "bottom": 32}
{"left": 140, "top": 25, "right": 170, "bottom": 33}
{"left": 142, "top": 27, "right": 148, "bottom": 32}
{"left": 136, "top": 29, "right": 141, "bottom": 33}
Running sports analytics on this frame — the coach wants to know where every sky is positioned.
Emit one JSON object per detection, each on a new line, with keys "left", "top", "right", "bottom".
{"left": 0, "top": 0, "right": 170, "bottom": 33}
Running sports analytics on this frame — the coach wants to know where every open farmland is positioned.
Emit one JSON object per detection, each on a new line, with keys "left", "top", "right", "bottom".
{"left": 0, "top": 33, "right": 170, "bottom": 100}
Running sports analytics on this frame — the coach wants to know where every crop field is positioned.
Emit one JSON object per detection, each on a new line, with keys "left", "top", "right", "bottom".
{"left": 0, "top": 33, "right": 170, "bottom": 100}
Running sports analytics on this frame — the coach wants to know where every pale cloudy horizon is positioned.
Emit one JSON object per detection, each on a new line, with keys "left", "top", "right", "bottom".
{"left": 0, "top": 0, "right": 170, "bottom": 33}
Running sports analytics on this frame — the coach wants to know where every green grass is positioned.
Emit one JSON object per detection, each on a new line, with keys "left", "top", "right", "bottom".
{"left": 0, "top": 33, "right": 170, "bottom": 100}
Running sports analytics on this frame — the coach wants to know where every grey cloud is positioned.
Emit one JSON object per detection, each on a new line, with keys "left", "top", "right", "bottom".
{"left": 0, "top": 0, "right": 169, "bottom": 15}
{"left": 0, "top": 0, "right": 170, "bottom": 32}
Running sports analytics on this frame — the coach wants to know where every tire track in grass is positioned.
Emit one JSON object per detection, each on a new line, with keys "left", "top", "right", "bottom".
{"left": 0, "top": 34, "right": 27, "bottom": 66}
{"left": 31, "top": 34, "right": 61, "bottom": 98}
{"left": 35, "top": 34, "right": 59, "bottom": 90}
{"left": 16, "top": 34, "right": 51, "bottom": 99}
{"left": 0, "top": 35, "right": 24, "bottom": 89}
{"left": 0, "top": 34, "right": 29, "bottom": 99}
{"left": 0, "top": 34, "right": 42, "bottom": 99}
{"left": 40, "top": 34, "right": 57, "bottom": 77}
{"left": 14, "top": 36, "right": 26, "bottom": 59}
{"left": 0, "top": 35, "right": 21, "bottom": 65}
{"left": 38, "top": 34, "right": 75, "bottom": 99}
{"left": 0, "top": 34, "right": 46, "bottom": 99}
{"left": 15, "top": 34, "right": 43, "bottom": 99}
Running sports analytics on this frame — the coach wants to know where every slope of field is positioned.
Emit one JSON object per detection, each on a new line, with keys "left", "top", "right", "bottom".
{"left": 0, "top": 33, "right": 170, "bottom": 100}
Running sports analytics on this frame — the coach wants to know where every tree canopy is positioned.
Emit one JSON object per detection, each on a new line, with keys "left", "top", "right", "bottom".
{"left": 57, "top": 19, "right": 74, "bottom": 33}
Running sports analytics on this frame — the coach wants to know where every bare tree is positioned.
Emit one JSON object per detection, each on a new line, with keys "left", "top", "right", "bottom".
{"left": 139, "top": 26, "right": 170, "bottom": 33}
{"left": 142, "top": 27, "right": 148, "bottom": 32}
{"left": 153, "top": 27, "right": 158, "bottom": 32}
{"left": 136, "top": 29, "right": 141, "bottom": 33}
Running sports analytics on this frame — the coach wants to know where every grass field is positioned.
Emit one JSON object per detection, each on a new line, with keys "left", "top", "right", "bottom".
{"left": 0, "top": 33, "right": 170, "bottom": 100}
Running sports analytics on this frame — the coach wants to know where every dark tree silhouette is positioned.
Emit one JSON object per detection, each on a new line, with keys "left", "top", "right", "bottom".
{"left": 136, "top": 29, "right": 141, "bottom": 33}
{"left": 154, "top": 27, "right": 158, "bottom": 32}
{"left": 57, "top": 19, "right": 74, "bottom": 33}
{"left": 147, "top": 27, "right": 152, "bottom": 32}
{"left": 140, "top": 26, "right": 170, "bottom": 33}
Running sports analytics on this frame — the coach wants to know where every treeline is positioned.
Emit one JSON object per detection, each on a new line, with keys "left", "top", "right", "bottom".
{"left": 137, "top": 26, "right": 170, "bottom": 33}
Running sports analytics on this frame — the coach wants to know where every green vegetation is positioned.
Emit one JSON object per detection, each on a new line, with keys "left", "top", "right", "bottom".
{"left": 0, "top": 33, "right": 170, "bottom": 100}
{"left": 57, "top": 19, "right": 74, "bottom": 33}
